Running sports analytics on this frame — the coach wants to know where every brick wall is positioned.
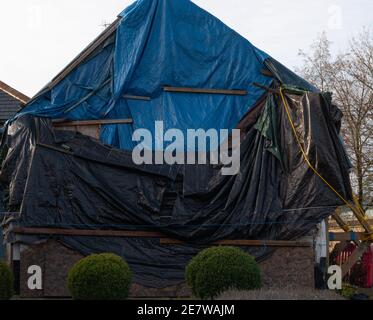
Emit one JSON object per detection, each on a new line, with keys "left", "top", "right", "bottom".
{"left": 19, "top": 240, "right": 315, "bottom": 298}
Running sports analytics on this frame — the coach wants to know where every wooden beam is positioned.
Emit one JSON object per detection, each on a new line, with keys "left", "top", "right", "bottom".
{"left": 160, "top": 238, "right": 312, "bottom": 247}
{"left": 53, "top": 119, "right": 133, "bottom": 127}
{"left": 164, "top": 86, "right": 247, "bottom": 96}
{"left": 13, "top": 227, "right": 164, "bottom": 238}
{"left": 329, "top": 218, "right": 373, "bottom": 229}
{"left": 332, "top": 209, "right": 351, "bottom": 233}
{"left": 331, "top": 205, "right": 373, "bottom": 241}
{"left": 12, "top": 227, "right": 312, "bottom": 247}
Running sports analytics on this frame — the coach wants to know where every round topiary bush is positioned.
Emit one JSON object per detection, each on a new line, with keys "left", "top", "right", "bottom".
{"left": 0, "top": 260, "right": 13, "bottom": 300}
{"left": 186, "top": 246, "right": 224, "bottom": 296}
{"left": 186, "top": 247, "right": 262, "bottom": 299}
{"left": 67, "top": 253, "right": 132, "bottom": 300}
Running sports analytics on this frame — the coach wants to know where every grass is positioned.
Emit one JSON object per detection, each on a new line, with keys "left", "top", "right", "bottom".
{"left": 217, "top": 287, "right": 346, "bottom": 300}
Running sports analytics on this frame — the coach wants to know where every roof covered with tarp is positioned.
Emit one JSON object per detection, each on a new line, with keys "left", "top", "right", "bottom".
{"left": 15, "top": 0, "right": 315, "bottom": 151}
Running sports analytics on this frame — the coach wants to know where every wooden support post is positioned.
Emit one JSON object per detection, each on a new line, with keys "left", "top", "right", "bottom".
{"left": 350, "top": 199, "right": 373, "bottom": 239}
{"left": 332, "top": 208, "right": 351, "bottom": 233}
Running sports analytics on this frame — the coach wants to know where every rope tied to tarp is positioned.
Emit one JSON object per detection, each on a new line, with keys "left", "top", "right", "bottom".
{"left": 278, "top": 86, "right": 373, "bottom": 241}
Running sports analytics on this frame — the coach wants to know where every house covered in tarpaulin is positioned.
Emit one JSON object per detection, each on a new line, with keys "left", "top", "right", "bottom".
{"left": 0, "top": 0, "right": 353, "bottom": 297}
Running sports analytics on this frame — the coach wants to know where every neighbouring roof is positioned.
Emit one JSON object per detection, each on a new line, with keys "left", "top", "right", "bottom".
{"left": 0, "top": 80, "right": 30, "bottom": 105}
{"left": 0, "top": 80, "right": 30, "bottom": 122}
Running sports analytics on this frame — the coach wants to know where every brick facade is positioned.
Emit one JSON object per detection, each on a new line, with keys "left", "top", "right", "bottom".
{"left": 19, "top": 240, "right": 315, "bottom": 298}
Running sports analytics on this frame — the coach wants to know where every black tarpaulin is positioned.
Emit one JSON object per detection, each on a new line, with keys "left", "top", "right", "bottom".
{"left": 0, "top": 90, "right": 352, "bottom": 287}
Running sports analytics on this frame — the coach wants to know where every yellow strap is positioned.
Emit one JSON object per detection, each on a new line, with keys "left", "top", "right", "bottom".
{"left": 278, "top": 87, "right": 373, "bottom": 239}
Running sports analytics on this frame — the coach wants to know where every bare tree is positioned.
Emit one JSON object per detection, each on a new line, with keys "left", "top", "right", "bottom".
{"left": 296, "top": 30, "right": 373, "bottom": 209}
{"left": 298, "top": 32, "right": 333, "bottom": 92}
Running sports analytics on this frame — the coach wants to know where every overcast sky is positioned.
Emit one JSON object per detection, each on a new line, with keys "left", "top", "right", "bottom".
{"left": 0, "top": 0, "right": 372, "bottom": 97}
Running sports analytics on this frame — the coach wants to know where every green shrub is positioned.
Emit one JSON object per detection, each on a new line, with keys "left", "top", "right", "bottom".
{"left": 0, "top": 260, "right": 13, "bottom": 300}
{"left": 67, "top": 253, "right": 132, "bottom": 300}
{"left": 186, "top": 247, "right": 262, "bottom": 299}
{"left": 186, "top": 246, "right": 223, "bottom": 296}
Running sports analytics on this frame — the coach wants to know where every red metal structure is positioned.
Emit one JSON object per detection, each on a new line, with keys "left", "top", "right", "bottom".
{"left": 333, "top": 243, "right": 373, "bottom": 288}
{"left": 362, "top": 245, "right": 373, "bottom": 288}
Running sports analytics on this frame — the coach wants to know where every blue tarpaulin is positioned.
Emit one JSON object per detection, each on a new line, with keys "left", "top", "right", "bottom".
{"left": 15, "top": 0, "right": 275, "bottom": 151}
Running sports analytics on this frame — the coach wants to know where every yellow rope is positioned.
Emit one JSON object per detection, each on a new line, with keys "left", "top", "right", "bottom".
{"left": 278, "top": 87, "right": 373, "bottom": 239}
